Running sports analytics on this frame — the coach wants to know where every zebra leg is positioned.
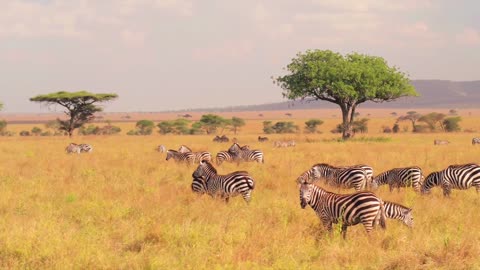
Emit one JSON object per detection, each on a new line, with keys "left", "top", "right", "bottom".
{"left": 341, "top": 224, "right": 348, "bottom": 239}
{"left": 224, "top": 196, "right": 230, "bottom": 203}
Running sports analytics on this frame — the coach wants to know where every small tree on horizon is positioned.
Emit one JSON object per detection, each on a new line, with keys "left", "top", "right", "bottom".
{"left": 397, "top": 111, "right": 422, "bottom": 132}
{"left": 304, "top": 119, "right": 324, "bottom": 133}
{"left": 30, "top": 91, "right": 118, "bottom": 137}
{"left": 418, "top": 112, "right": 446, "bottom": 132}
{"left": 231, "top": 117, "right": 245, "bottom": 135}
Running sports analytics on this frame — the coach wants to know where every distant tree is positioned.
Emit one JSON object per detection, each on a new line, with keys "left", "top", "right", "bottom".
{"left": 19, "top": 130, "right": 30, "bottom": 136}
{"left": 449, "top": 109, "right": 458, "bottom": 115}
{"left": 418, "top": 112, "right": 446, "bottom": 131}
{"left": 397, "top": 111, "right": 422, "bottom": 132}
{"left": 258, "top": 113, "right": 264, "bottom": 117}
{"left": 197, "top": 114, "right": 227, "bottom": 134}
{"left": 157, "top": 119, "right": 191, "bottom": 135}
{"left": 382, "top": 126, "right": 392, "bottom": 133}
{"left": 443, "top": 116, "right": 462, "bottom": 132}
{"left": 352, "top": 118, "right": 369, "bottom": 133}
{"left": 264, "top": 121, "right": 298, "bottom": 134}
{"left": 30, "top": 91, "right": 118, "bottom": 137}
{"left": 45, "top": 120, "right": 61, "bottom": 132}
{"left": 275, "top": 50, "right": 417, "bottom": 140}
{"left": 263, "top": 121, "right": 274, "bottom": 134}
{"left": 0, "top": 102, "right": 3, "bottom": 111}
{"left": 304, "top": 119, "right": 324, "bottom": 133}
{"left": 31, "top": 127, "right": 43, "bottom": 136}
{"left": 135, "top": 120, "right": 155, "bottom": 135}
{"left": 285, "top": 113, "right": 292, "bottom": 117}
{"left": 392, "top": 123, "right": 400, "bottom": 133}
{"left": 390, "top": 112, "right": 397, "bottom": 117}
{"left": 231, "top": 117, "right": 246, "bottom": 135}
{"left": 0, "top": 120, "right": 7, "bottom": 132}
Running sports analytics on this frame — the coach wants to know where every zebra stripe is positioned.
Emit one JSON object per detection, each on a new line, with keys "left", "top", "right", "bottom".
{"left": 191, "top": 176, "right": 207, "bottom": 194}
{"left": 299, "top": 183, "right": 386, "bottom": 239}
{"left": 165, "top": 150, "right": 195, "bottom": 164}
{"left": 384, "top": 201, "right": 413, "bottom": 227}
{"left": 472, "top": 138, "right": 480, "bottom": 145}
{"left": 177, "top": 145, "right": 212, "bottom": 163}
{"left": 422, "top": 163, "right": 480, "bottom": 196}
{"left": 372, "top": 166, "right": 423, "bottom": 192}
{"left": 312, "top": 163, "right": 368, "bottom": 191}
{"left": 192, "top": 161, "right": 255, "bottom": 203}
{"left": 215, "top": 151, "right": 236, "bottom": 165}
{"left": 228, "top": 143, "right": 264, "bottom": 163}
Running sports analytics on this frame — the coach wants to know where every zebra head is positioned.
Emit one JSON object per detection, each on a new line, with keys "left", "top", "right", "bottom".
{"left": 165, "top": 150, "right": 175, "bottom": 161}
{"left": 193, "top": 160, "right": 216, "bottom": 178}
{"left": 403, "top": 208, "right": 414, "bottom": 228}
{"left": 421, "top": 171, "right": 441, "bottom": 194}
{"left": 228, "top": 143, "right": 241, "bottom": 154}
{"left": 299, "top": 183, "right": 314, "bottom": 209}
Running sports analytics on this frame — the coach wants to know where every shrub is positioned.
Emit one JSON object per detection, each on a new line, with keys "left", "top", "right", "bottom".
{"left": 443, "top": 117, "right": 461, "bottom": 132}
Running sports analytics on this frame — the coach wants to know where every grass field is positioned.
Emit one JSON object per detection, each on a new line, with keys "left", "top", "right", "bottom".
{"left": 1, "top": 116, "right": 480, "bottom": 269}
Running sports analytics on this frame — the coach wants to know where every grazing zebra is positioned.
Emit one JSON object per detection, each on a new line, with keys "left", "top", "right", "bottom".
{"left": 340, "top": 164, "right": 373, "bottom": 187}
{"left": 384, "top": 201, "right": 413, "bottom": 228}
{"left": 228, "top": 143, "right": 264, "bottom": 163}
{"left": 311, "top": 163, "right": 368, "bottom": 191}
{"left": 472, "top": 138, "right": 480, "bottom": 145}
{"left": 371, "top": 166, "right": 423, "bottom": 192}
{"left": 215, "top": 151, "right": 236, "bottom": 165}
{"left": 258, "top": 136, "right": 269, "bottom": 142}
{"left": 177, "top": 145, "right": 212, "bottom": 163}
{"left": 434, "top": 139, "right": 450, "bottom": 145}
{"left": 65, "top": 143, "right": 81, "bottom": 154}
{"left": 213, "top": 135, "right": 229, "bottom": 142}
{"left": 192, "top": 160, "right": 255, "bottom": 203}
{"left": 79, "top": 144, "right": 93, "bottom": 153}
{"left": 299, "top": 182, "right": 386, "bottom": 239}
{"left": 157, "top": 145, "right": 166, "bottom": 153}
{"left": 421, "top": 163, "right": 480, "bottom": 196}
{"left": 165, "top": 149, "right": 195, "bottom": 164}
{"left": 273, "top": 140, "right": 296, "bottom": 148}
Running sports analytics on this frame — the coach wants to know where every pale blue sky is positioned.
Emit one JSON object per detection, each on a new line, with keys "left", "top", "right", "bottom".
{"left": 0, "top": 0, "right": 479, "bottom": 113}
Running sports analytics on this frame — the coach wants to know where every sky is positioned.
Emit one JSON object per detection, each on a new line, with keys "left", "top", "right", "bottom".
{"left": 0, "top": 0, "right": 479, "bottom": 113}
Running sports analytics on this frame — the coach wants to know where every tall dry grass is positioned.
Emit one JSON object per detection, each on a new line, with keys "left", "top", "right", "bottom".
{"left": 0, "top": 119, "right": 480, "bottom": 269}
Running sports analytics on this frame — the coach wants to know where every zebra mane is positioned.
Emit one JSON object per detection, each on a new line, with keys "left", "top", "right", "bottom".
{"left": 385, "top": 201, "right": 412, "bottom": 212}
{"left": 167, "top": 149, "right": 179, "bottom": 153}
{"left": 178, "top": 145, "right": 192, "bottom": 152}
{"left": 313, "top": 163, "right": 334, "bottom": 168}
{"left": 447, "top": 163, "right": 478, "bottom": 169}
{"left": 202, "top": 160, "right": 217, "bottom": 174}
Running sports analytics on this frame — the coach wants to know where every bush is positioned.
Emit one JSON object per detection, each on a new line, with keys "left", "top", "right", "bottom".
{"left": 413, "top": 125, "right": 429, "bottom": 133}
{"left": 443, "top": 117, "right": 461, "bottom": 132}
{"left": 382, "top": 126, "right": 392, "bottom": 133}
{"left": 392, "top": 123, "right": 400, "bottom": 133}
{"left": 20, "top": 131, "right": 31, "bottom": 136}
{"left": 264, "top": 121, "right": 298, "bottom": 134}
{"left": 304, "top": 119, "right": 324, "bottom": 133}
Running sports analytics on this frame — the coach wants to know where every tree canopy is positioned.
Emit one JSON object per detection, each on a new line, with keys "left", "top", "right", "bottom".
{"left": 30, "top": 91, "right": 118, "bottom": 137}
{"left": 275, "top": 50, "right": 417, "bottom": 139}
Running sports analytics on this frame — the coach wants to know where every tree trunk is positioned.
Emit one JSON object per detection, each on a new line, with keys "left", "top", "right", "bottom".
{"left": 339, "top": 104, "right": 354, "bottom": 140}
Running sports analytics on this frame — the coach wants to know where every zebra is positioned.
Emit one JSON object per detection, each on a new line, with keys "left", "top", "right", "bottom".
{"left": 213, "top": 135, "right": 229, "bottom": 142}
{"left": 421, "top": 163, "right": 480, "bottom": 196}
{"left": 472, "top": 138, "right": 480, "bottom": 145}
{"left": 258, "top": 136, "right": 269, "bottom": 142}
{"left": 273, "top": 140, "right": 295, "bottom": 148}
{"left": 65, "top": 143, "right": 81, "bottom": 154}
{"left": 165, "top": 149, "right": 195, "bottom": 164}
{"left": 215, "top": 151, "right": 236, "bottom": 165}
{"left": 299, "top": 182, "right": 386, "bottom": 239}
{"left": 383, "top": 201, "right": 413, "bottom": 228}
{"left": 341, "top": 164, "right": 373, "bottom": 187}
{"left": 79, "top": 144, "right": 93, "bottom": 153}
{"left": 191, "top": 176, "right": 207, "bottom": 194}
{"left": 157, "top": 145, "right": 166, "bottom": 153}
{"left": 192, "top": 160, "right": 255, "bottom": 203}
{"left": 311, "top": 163, "right": 368, "bottom": 191}
{"left": 371, "top": 166, "right": 423, "bottom": 192}
{"left": 178, "top": 145, "right": 212, "bottom": 163}
{"left": 228, "top": 143, "right": 264, "bottom": 163}
{"left": 434, "top": 139, "right": 450, "bottom": 145}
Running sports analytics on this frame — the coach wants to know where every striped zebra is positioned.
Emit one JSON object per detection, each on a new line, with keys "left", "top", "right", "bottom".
{"left": 299, "top": 182, "right": 386, "bottom": 239}
{"left": 79, "top": 144, "right": 93, "bottom": 153}
{"left": 371, "top": 166, "right": 423, "bottom": 192}
{"left": 228, "top": 143, "right": 264, "bottom": 163}
{"left": 157, "top": 145, "right": 166, "bottom": 153}
{"left": 65, "top": 143, "right": 81, "bottom": 154}
{"left": 421, "top": 163, "right": 480, "bottom": 196}
{"left": 165, "top": 149, "right": 195, "bottom": 164}
{"left": 384, "top": 201, "right": 413, "bottom": 228}
{"left": 311, "top": 163, "right": 368, "bottom": 191}
{"left": 343, "top": 164, "right": 373, "bottom": 187}
{"left": 215, "top": 151, "right": 236, "bottom": 165}
{"left": 192, "top": 160, "right": 255, "bottom": 203}
{"left": 191, "top": 176, "right": 207, "bottom": 194}
{"left": 472, "top": 138, "right": 480, "bottom": 145}
{"left": 273, "top": 140, "right": 296, "bottom": 148}
{"left": 434, "top": 139, "right": 450, "bottom": 145}
{"left": 178, "top": 145, "right": 212, "bottom": 163}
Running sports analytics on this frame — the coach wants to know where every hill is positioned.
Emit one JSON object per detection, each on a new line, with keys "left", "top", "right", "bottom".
{"left": 173, "top": 80, "right": 480, "bottom": 112}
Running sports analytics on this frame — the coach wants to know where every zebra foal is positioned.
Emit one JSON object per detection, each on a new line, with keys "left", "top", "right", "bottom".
{"left": 192, "top": 161, "right": 255, "bottom": 203}
{"left": 384, "top": 201, "right": 413, "bottom": 227}
{"left": 299, "top": 182, "right": 386, "bottom": 239}
{"left": 371, "top": 166, "right": 423, "bottom": 192}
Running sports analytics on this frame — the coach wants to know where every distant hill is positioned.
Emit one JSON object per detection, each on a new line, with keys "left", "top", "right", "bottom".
{"left": 173, "top": 80, "right": 480, "bottom": 112}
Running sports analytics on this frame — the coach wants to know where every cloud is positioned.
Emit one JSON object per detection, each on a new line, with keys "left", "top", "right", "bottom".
{"left": 455, "top": 28, "right": 480, "bottom": 46}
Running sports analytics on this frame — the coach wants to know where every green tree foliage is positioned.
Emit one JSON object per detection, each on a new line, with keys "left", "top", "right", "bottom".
{"left": 275, "top": 50, "right": 417, "bottom": 139}
{"left": 197, "top": 114, "right": 228, "bottom": 134}
{"left": 304, "top": 119, "right": 324, "bottom": 133}
{"left": 398, "top": 111, "right": 422, "bottom": 132}
{"left": 19, "top": 130, "right": 30, "bottom": 136}
{"left": 443, "top": 116, "right": 461, "bottom": 132}
{"left": 230, "top": 117, "right": 245, "bottom": 135}
{"left": 352, "top": 118, "right": 369, "bottom": 133}
{"left": 157, "top": 119, "right": 191, "bottom": 135}
{"left": 418, "top": 112, "right": 446, "bottom": 131}
{"left": 0, "top": 120, "right": 6, "bottom": 132}
{"left": 30, "top": 91, "right": 118, "bottom": 137}
{"left": 135, "top": 120, "right": 155, "bottom": 135}
{"left": 31, "top": 127, "right": 42, "bottom": 136}
{"left": 79, "top": 124, "right": 121, "bottom": 135}
{"left": 263, "top": 121, "right": 298, "bottom": 134}
{"left": 0, "top": 102, "right": 3, "bottom": 111}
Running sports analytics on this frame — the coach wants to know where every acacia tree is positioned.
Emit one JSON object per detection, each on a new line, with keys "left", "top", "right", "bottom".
{"left": 397, "top": 111, "right": 422, "bottom": 132}
{"left": 275, "top": 50, "right": 417, "bottom": 139}
{"left": 231, "top": 117, "right": 245, "bottom": 135}
{"left": 30, "top": 91, "right": 117, "bottom": 137}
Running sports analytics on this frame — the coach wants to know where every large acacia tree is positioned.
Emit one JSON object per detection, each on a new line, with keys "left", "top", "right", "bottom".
{"left": 30, "top": 91, "right": 118, "bottom": 137}
{"left": 275, "top": 50, "right": 417, "bottom": 139}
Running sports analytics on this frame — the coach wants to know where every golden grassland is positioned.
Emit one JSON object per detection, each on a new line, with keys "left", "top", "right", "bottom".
{"left": 1, "top": 117, "right": 480, "bottom": 269}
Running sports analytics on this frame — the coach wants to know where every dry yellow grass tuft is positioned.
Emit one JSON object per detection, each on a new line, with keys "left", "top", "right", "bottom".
{"left": 1, "top": 117, "right": 480, "bottom": 268}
